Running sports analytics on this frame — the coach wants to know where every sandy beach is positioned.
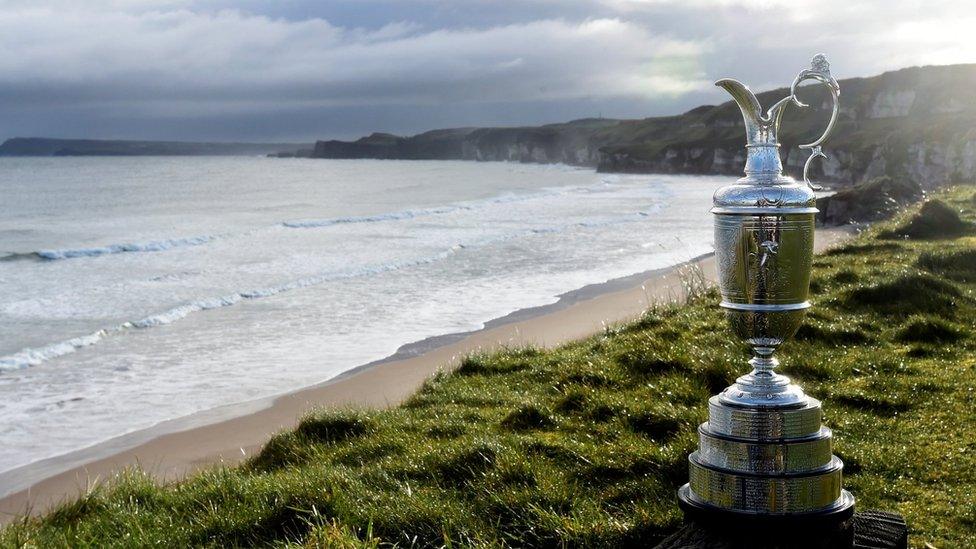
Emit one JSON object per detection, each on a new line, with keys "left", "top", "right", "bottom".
{"left": 0, "top": 227, "right": 852, "bottom": 523}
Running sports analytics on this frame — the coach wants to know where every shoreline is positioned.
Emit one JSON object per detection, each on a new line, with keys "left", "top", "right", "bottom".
{"left": 0, "top": 227, "right": 852, "bottom": 523}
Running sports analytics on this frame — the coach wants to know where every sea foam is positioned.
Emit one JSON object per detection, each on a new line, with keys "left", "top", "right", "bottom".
{"left": 282, "top": 205, "right": 465, "bottom": 228}
{"left": 0, "top": 247, "right": 462, "bottom": 371}
{"left": 22, "top": 178, "right": 624, "bottom": 263}
{"left": 281, "top": 179, "right": 621, "bottom": 229}
{"left": 0, "top": 211, "right": 653, "bottom": 372}
{"left": 0, "top": 330, "right": 114, "bottom": 371}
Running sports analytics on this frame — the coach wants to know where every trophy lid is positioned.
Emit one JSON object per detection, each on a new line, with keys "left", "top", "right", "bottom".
{"left": 712, "top": 178, "right": 817, "bottom": 214}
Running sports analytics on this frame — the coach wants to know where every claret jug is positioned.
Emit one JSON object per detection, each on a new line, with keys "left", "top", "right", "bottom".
{"left": 678, "top": 55, "right": 855, "bottom": 518}
{"left": 713, "top": 53, "right": 839, "bottom": 408}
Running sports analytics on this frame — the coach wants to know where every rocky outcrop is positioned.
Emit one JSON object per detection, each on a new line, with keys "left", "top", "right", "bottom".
{"left": 881, "top": 199, "right": 974, "bottom": 239}
{"left": 868, "top": 89, "right": 917, "bottom": 118}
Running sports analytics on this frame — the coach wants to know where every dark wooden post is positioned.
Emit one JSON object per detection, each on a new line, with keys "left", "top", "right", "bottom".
{"left": 654, "top": 510, "right": 907, "bottom": 549}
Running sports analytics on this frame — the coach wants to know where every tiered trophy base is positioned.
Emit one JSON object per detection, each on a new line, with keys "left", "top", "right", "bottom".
{"left": 678, "top": 393, "right": 855, "bottom": 521}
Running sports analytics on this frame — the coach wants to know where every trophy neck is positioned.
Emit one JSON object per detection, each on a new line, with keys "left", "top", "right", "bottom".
{"left": 744, "top": 144, "right": 784, "bottom": 178}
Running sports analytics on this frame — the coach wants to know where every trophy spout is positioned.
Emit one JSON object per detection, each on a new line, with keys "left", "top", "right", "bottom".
{"left": 715, "top": 79, "right": 765, "bottom": 145}
{"left": 715, "top": 78, "right": 790, "bottom": 177}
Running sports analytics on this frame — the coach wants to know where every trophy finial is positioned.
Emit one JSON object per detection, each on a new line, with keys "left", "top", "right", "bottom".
{"left": 811, "top": 53, "right": 830, "bottom": 75}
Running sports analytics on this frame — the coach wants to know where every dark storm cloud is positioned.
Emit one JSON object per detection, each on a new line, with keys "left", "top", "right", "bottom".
{"left": 0, "top": 0, "right": 972, "bottom": 141}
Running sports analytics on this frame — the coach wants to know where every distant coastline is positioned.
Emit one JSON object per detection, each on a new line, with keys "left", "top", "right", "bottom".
{"left": 0, "top": 137, "right": 306, "bottom": 157}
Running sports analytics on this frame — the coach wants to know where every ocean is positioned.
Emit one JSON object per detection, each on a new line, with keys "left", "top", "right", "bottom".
{"left": 0, "top": 156, "right": 721, "bottom": 487}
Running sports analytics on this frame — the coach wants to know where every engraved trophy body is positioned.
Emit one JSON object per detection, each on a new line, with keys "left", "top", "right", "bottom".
{"left": 678, "top": 55, "right": 855, "bottom": 519}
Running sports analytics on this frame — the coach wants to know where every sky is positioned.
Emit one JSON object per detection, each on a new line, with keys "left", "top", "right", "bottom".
{"left": 0, "top": 0, "right": 973, "bottom": 142}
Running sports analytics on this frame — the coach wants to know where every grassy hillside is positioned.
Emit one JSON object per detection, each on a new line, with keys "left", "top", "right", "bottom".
{"left": 4, "top": 189, "right": 976, "bottom": 547}
{"left": 598, "top": 64, "right": 976, "bottom": 179}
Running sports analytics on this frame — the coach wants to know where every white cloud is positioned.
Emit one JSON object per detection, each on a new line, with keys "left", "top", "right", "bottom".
{"left": 601, "top": 0, "right": 795, "bottom": 9}
{"left": 0, "top": 0, "right": 975, "bottom": 139}
{"left": 0, "top": 7, "right": 708, "bottom": 111}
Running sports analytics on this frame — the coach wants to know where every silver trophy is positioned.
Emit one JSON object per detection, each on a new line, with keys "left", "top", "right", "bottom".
{"left": 678, "top": 55, "right": 855, "bottom": 518}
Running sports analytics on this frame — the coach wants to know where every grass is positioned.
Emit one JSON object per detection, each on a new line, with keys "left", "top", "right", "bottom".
{"left": 918, "top": 248, "right": 976, "bottom": 282}
{"left": 4, "top": 188, "right": 976, "bottom": 548}
{"left": 881, "top": 199, "right": 974, "bottom": 240}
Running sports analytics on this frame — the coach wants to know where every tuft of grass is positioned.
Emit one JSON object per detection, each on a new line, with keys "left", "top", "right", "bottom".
{"left": 906, "top": 345, "right": 935, "bottom": 358}
{"left": 296, "top": 411, "right": 375, "bottom": 444}
{"left": 500, "top": 404, "right": 555, "bottom": 431}
{"left": 831, "top": 269, "right": 861, "bottom": 284}
{"left": 455, "top": 348, "right": 538, "bottom": 376}
{"left": 248, "top": 410, "right": 375, "bottom": 472}
{"left": 794, "top": 323, "right": 873, "bottom": 346}
{"left": 700, "top": 362, "right": 737, "bottom": 395}
{"left": 895, "top": 316, "right": 966, "bottom": 343}
{"left": 297, "top": 520, "right": 380, "bottom": 549}
{"left": 430, "top": 442, "right": 498, "bottom": 485}
{"left": 881, "top": 199, "right": 973, "bottom": 239}
{"left": 842, "top": 273, "right": 961, "bottom": 317}
{"left": 918, "top": 248, "right": 976, "bottom": 281}
{"left": 834, "top": 392, "right": 912, "bottom": 417}
{"left": 426, "top": 423, "right": 467, "bottom": 440}
{"left": 4, "top": 186, "right": 976, "bottom": 548}
{"left": 626, "top": 410, "right": 684, "bottom": 441}
{"left": 675, "top": 263, "right": 710, "bottom": 304}
{"left": 825, "top": 242, "right": 902, "bottom": 256}
{"left": 614, "top": 348, "right": 689, "bottom": 377}
{"left": 554, "top": 388, "right": 588, "bottom": 413}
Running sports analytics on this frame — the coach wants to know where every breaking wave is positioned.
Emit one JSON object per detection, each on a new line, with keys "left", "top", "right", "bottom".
{"left": 282, "top": 205, "right": 465, "bottom": 228}
{"left": 0, "top": 330, "right": 114, "bottom": 371}
{"left": 19, "top": 176, "right": 636, "bottom": 261}
{"left": 280, "top": 178, "right": 626, "bottom": 229}
{"left": 0, "top": 250, "right": 452, "bottom": 372}
{"left": 0, "top": 252, "right": 43, "bottom": 263}
{"left": 35, "top": 235, "right": 219, "bottom": 260}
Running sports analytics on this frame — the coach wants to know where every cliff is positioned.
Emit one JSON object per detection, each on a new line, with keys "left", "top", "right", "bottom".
{"left": 312, "top": 118, "right": 619, "bottom": 165}
{"left": 308, "top": 64, "right": 976, "bottom": 189}
{"left": 0, "top": 138, "right": 306, "bottom": 157}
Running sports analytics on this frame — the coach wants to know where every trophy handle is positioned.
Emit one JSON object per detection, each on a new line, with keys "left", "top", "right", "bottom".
{"left": 789, "top": 54, "right": 840, "bottom": 191}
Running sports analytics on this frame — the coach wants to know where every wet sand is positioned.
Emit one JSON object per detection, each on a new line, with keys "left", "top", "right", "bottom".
{"left": 0, "top": 227, "right": 852, "bottom": 523}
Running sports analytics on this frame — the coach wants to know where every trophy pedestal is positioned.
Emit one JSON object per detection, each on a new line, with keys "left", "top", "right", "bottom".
{"left": 678, "top": 394, "right": 855, "bottom": 519}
